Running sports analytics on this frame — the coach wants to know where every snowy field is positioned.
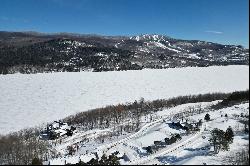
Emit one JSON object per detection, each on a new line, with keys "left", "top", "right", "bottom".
{"left": 0, "top": 65, "right": 249, "bottom": 135}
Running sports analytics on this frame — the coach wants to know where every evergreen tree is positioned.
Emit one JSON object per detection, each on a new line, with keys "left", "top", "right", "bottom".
{"left": 31, "top": 157, "right": 43, "bottom": 165}
{"left": 209, "top": 128, "right": 232, "bottom": 154}
{"left": 198, "top": 119, "right": 203, "bottom": 126}
{"left": 99, "top": 154, "right": 108, "bottom": 165}
{"left": 204, "top": 113, "right": 210, "bottom": 121}
{"left": 87, "top": 158, "right": 99, "bottom": 165}
{"left": 108, "top": 154, "right": 120, "bottom": 165}
{"left": 146, "top": 146, "right": 153, "bottom": 154}
{"left": 209, "top": 128, "right": 226, "bottom": 153}
{"left": 76, "top": 160, "right": 87, "bottom": 165}
{"left": 225, "top": 126, "right": 234, "bottom": 143}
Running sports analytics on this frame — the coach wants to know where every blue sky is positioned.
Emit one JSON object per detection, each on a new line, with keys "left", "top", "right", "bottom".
{"left": 0, "top": 0, "right": 249, "bottom": 47}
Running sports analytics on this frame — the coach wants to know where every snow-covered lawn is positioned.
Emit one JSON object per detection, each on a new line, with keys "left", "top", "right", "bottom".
{"left": 0, "top": 65, "right": 249, "bottom": 134}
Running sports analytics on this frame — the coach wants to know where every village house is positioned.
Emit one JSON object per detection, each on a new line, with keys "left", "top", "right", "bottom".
{"left": 154, "top": 141, "right": 166, "bottom": 147}
{"left": 40, "top": 121, "right": 76, "bottom": 140}
{"left": 170, "top": 119, "right": 202, "bottom": 131}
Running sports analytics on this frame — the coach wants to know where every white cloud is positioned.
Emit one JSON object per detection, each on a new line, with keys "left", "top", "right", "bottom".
{"left": 205, "top": 30, "right": 223, "bottom": 34}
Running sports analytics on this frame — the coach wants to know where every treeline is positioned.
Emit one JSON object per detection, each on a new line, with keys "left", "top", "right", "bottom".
{"left": 212, "top": 90, "right": 249, "bottom": 109}
{"left": 0, "top": 128, "right": 50, "bottom": 165}
{"left": 67, "top": 153, "right": 120, "bottom": 165}
{"left": 221, "top": 90, "right": 249, "bottom": 105}
{"left": 64, "top": 92, "right": 234, "bottom": 132}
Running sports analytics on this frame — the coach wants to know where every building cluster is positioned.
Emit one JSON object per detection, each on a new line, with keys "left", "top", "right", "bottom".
{"left": 40, "top": 121, "right": 76, "bottom": 140}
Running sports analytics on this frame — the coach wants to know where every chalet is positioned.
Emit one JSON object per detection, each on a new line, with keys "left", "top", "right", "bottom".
{"left": 154, "top": 141, "right": 166, "bottom": 147}
{"left": 170, "top": 120, "right": 202, "bottom": 131}
{"left": 165, "top": 133, "right": 182, "bottom": 145}
{"left": 170, "top": 121, "right": 189, "bottom": 130}
{"left": 183, "top": 121, "right": 200, "bottom": 131}
{"left": 171, "top": 121, "right": 183, "bottom": 128}
{"left": 39, "top": 121, "right": 76, "bottom": 140}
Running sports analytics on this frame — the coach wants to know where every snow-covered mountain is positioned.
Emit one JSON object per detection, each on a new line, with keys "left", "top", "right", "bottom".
{"left": 0, "top": 31, "right": 248, "bottom": 74}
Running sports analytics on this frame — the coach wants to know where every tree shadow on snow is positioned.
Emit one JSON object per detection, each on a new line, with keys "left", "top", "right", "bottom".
{"left": 167, "top": 123, "right": 182, "bottom": 130}
{"left": 156, "top": 148, "right": 213, "bottom": 164}
{"left": 184, "top": 145, "right": 211, "bottom": 152}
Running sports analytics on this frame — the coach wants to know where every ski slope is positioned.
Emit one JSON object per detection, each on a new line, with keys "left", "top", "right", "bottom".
{"left": 0, "top": 65, "right": 249, "bottom": 134}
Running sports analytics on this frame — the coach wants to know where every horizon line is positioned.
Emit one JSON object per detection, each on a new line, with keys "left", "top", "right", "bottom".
{"left": 0, "top": 30, "right": 248, "bottom": 48}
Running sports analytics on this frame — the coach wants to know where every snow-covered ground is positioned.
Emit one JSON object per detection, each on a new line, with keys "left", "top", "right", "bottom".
{"left": 0, "top": 65, "right": 249, "bottom": 134}
{"left": 47, "top": 101, "right": 249, "bottom": 165}
{"left": 143, "top": 103, "right": 249, "bottom": 165}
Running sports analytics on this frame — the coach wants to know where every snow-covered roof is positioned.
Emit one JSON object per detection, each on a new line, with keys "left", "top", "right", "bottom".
{"left": 54, "top": 129, "right": 68, "bottom": 136}
{"left": 49, "top": 121, "right": 70, "bottom": 131}
{"left": 172, "top": 120, "right": 180, "bottom": 123}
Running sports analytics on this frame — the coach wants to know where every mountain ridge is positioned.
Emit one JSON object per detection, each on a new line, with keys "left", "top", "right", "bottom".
{"left": 1, "top": 31, "right": 247, "bottom": 47}
{"left": 0, "top": 31, "right": 248, "bottom": 74}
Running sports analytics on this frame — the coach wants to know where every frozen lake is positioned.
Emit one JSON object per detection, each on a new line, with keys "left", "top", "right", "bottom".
{"left": 0, "top": 65, "right": 249, "bottom": 134}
